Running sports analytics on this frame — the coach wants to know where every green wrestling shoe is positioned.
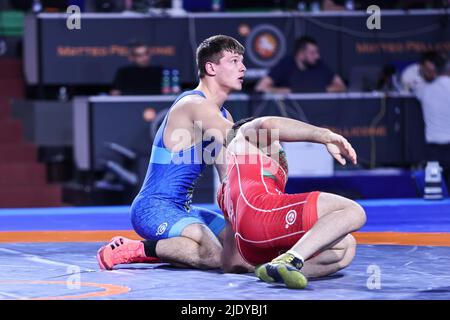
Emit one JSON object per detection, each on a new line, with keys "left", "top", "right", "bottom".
{"left": 255, "top": 253, "right": 308, "bottom": 289}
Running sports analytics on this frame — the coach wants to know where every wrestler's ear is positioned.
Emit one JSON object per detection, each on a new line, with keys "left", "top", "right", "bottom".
{"left": 204, "top": 61, "right": 217, "bottom": 77}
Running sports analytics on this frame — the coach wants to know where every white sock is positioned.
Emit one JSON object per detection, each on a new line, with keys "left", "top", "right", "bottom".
{"left": 286, "top": 250, "right": 305, "bottom": 264}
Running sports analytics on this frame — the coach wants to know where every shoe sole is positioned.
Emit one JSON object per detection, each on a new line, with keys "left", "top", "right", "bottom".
{"left": 277, "top": 264, "right": 308, "bottom": 289}
{"left": 255, "top": 265, "right": 275, "bottom": 283}
{"left": 96, "top": 246, "right": 112, "bottom": 271}
{"left": 256, "top": 263, "right": 308, "bottom": 289}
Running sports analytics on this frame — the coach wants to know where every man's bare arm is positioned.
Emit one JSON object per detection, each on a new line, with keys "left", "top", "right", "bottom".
{"left": 255, "top": 76, "right": 292, "bottom": 94}
{"left": 191, "top": 100, "right": 234, "bottom": 145}
{"left": 238, "top": 116, "right": 357, "bottom": 165}
{"left": 190, "top": 100, "right": 234, "bottom": 181}
{"left": 110, "top": 89, "right": 121, "bottom": 96}
{"left": 326, "top": 75, "right": 347, "bottom": 93}
{"left": 213, "top": 110, "right": 234, "bottom": 182}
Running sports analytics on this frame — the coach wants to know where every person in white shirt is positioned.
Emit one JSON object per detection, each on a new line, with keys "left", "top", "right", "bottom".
{"left": 415, "top": 51, "right": 450, "bottom": 189}
{"left": 401, "top": 63, "right": 425, "bottom": 92}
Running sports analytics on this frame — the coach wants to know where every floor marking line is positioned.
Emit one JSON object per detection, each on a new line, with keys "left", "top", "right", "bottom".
{"left": 0, "top": 291, "right": 27, "bottom": 299}
{"left": 0, "top": 248, "right": 93, "bottom": 271}
{"left": 0, "top": 248, "right": 131, "bottom": 275}
{"left": 405, "top": 246, "right": 418, "bottom": 254}
{"left": 0, "top": 265, "right": 31, "bottom": 268}
{"left": 0, "top": 280, "right": 130, "bottom": 300}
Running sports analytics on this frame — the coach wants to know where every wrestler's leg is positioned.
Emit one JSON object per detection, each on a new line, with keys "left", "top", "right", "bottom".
{"left": 151, "top": 206, "right": 226, "bottom": 269}
{"left": 98, "top": 204, "right": 225, "bottom": 270}
{"left": 154, "top": 223, "right": 222, "bottom": 269}
{"left": 221, "top": 220, "right": 255, "bottom": 273}
{"left": 255, "top": 193, "right": 364, "bottom": 288}
{"left": 300, "top": 234, "right": 356, "bottom": 278}
{"left": 290, "top": 192, "right": 365, "bottom": 261}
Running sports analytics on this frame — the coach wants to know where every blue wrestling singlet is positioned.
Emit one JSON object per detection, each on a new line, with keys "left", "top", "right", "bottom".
{"left": 130, "top": 90, "right": 228, "bottom": 240}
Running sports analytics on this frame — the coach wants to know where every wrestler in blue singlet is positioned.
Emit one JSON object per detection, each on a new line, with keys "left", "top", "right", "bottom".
{"left": 130, "top": 90, "right": 227, "bottom": 240}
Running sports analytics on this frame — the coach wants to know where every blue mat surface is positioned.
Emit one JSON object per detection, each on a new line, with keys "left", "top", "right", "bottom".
{"left": 0, "top": 243, "right": 449, "bottom": 300}
{"left": 1, "top": 199, "right": 450, "bottom": 232}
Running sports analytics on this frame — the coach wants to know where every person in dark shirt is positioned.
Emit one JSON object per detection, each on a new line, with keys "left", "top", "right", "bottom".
{"left": 110, "top": 40, "right": 163, "bottom": 95}
{"left": 255, "top": 36, "right": 346, "bottom": 94}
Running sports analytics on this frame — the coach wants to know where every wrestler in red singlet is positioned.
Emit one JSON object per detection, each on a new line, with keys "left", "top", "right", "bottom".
{"left": 217, "top": 149, "right": 320, "bottom": 266}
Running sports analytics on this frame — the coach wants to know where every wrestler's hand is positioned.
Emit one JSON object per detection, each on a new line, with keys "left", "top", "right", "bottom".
{"left": 323, "top": 131, "right": 357, "bottom": 166}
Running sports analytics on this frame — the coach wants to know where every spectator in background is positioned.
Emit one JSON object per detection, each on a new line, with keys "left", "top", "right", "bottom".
{"left": 322, "top": 0, "right": 345, "bottom": 11}
{"left": 400, "top": 50, "right": 447, "bottom": 93}
{"left": 401, "top": 62, "right": 425, "bottom": 92}
{"left": 376, "top": 64, "right": 398, "bottom": 91}
{"left": 415, "top": 51, "right": 450, "bottom": 188}
{"left": 255, "top": 36, "right": 346, "bottom": 94}
{"left": 110, "top": 40, "right": 163, "bottom": 95}
{"left": 418, "top": 51, "right": 445, "bottom": 83}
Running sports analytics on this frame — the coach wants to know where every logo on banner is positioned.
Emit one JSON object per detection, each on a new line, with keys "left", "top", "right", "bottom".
{"left": 245, "top": 24, "right": 286, "bottom": 67}
{"left": 285, "top": 210, "right": 297, "bottom": 229}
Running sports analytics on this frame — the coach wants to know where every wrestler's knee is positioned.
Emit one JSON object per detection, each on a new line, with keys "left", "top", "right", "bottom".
{"left": 337, "top": 234, "right": 357, "bottom": 269}
{"left": 348, "top": 201, "right": 366, "bottom": 230}
{"left": 183, "top": 224, "right": 222, "bottom": 269}
{"left": 334, "top": 198, "right": 366, "bottom": 231}
{"left": 182, "top": 223, "right": 217, "bottom": 243}
{"left": 325, "top": 235, "right": 354, "bottom": 262}
{"left": 342, "top": 234, "right": 357, "bottom": 253}
{"left": 317, "top": 193, "right": 366, "bottom": 228}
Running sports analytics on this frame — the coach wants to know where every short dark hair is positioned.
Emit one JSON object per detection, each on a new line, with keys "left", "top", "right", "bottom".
{"left": 196, "top": 35, "right": 245, "bottom": 78}
{"left": 294, "top": 36, "right": 317, "bottom": 54}
{"left": 226, "top": 117, "right": 256, "bottom": 145}
{"left": 420, "top": 50, "right": 447, "bottom": 74}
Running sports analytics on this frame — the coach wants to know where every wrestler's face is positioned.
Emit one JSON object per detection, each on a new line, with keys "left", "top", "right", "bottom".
{"left": 214, "top": 51, "right": 246, "bottom": 91}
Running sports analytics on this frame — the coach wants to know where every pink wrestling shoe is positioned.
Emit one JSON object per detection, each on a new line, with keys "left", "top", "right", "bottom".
{"left": 97, "top": 236, "right": 161, "bottom": 270}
